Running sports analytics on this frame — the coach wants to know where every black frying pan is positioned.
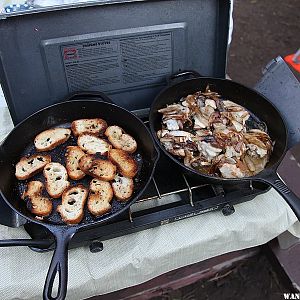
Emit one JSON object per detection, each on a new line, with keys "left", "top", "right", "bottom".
{"left": 149, "top": 71, "right": 300, "bottom": 221}
{"left": 0, "top": 92, "right": 159, "bottom": 300}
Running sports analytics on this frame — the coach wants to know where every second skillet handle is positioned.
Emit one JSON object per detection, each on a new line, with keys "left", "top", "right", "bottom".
{"left": 43, "top": 227, "right": 76, "bottom": 300}
{"left": 167, "top": 70, "right": 202, "bottom": 85}
{"left": 259, "top": 173, "right": 300, "bottom": 221}
{"left": 63, "top": 91, "right": 114, "bottom": 104}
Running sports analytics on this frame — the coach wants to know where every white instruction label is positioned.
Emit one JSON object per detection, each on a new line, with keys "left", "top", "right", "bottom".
{"left": 61, "top": 32, "right": 172, "bottom": 92}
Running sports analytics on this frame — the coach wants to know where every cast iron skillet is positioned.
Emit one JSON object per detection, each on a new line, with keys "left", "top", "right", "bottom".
{"left": 0, "top": 92, "right": 159, "bottom": 300}
{"left": 149, "top": 71, "right": 300, "bottom": 221}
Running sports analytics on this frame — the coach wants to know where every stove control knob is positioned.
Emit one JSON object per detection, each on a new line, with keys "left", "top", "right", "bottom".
{"left": 89, "top": 240, "right": 103, "bottom": 253}
{"left": 222, "top": 204, "right": 235, "bottom": 216}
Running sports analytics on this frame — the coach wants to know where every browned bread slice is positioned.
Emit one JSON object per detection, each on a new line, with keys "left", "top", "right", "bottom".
{"left": 43, "top": 162, "right": 70, "bottom": 198}
{"left": 57, "top": 185, "right": 88, "bottom": 224}
{"left": 79, "top": 154, "right": 116, "bottom": 181}
{"left": 65, "top": 146, "right": 86, "bottom": 180}
{"left": 77, "top": 134, "right": 111, "bottom": 155}
{"left": 34, "top": 128, "right": 71, "bottom": 151}
{"left": 105, "top": 125, "right": 137, "bottom": 153}
{"left": 15, "top": 154, "right": 51, "bottom": 180}
{"left": 108, "top": 149, "right": 138, "bottom": 178}
{"left": 22, "top": 181, "right": 53, "bottom": 217}
{"left": 22, "top": 180, "right": 44, "bottom": 199}
{"left": 71, "top": 118, "right": 107, "bottom": 136}
{"left": 111, "top": 174, "right": 134, "bottom": 201}
{"left": 87, "top": 179, "right": 113, "bottom": 216}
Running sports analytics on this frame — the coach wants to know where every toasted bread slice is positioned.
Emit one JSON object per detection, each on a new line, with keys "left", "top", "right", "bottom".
{"left": 15, "top": 154, "right": 51, "bottom": 180}
{"left": 112, "top": 174, "right": 134, "bottom": 201}
{"left": 65, "top": 146, "right": 86, "bottom": 180}
{"left": 71, "top": 118, "right": 107, "bottom": 136}
{"left": 22, "top": 180, "right": 44, "bottom": 198}
{"left": 22, "top": 181, "right": 53, "bottom": 217}
{"left": 88, "top": 179, "right": 113, "bottom": 216}
{"left": 57, "top": 185, "right": 88, "bottom": 224}
{"left": 77, "top": 134, "right": 111, "bottom": 155}
{"left": 43, "top": 162, "right": 70, "bottom": 198}
{"left": 79, "top": 154, "right": 116, "bottom": 181}
{"left": 105, "top": 125, "right": 137, "bottom": 153}
{"left": 108, "top": 149, "right": 138, "bottom": 178}
{"left": 34, "top": 128, "right": 71, "bottom": 151}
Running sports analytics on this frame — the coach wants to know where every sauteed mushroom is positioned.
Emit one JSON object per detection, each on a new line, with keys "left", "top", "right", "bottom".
{"left": 157, "top": 85, "right": 273, "bottom": 178}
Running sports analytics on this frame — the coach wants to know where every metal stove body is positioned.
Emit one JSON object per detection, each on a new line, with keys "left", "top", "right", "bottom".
{"left": 0, "top": 0, "right": 299, "bottom": 253}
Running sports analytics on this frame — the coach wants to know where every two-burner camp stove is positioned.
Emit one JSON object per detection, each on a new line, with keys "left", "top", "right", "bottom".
{"left": 20, "top": 111, "right": 270, "bottom": 253}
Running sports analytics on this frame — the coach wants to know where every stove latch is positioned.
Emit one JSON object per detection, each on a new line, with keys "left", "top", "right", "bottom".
{"left": 221, "top": 204, "right": 235, "bottom": 216}
{"left": 89, "top": 240, "right": 104, "bottom": 253}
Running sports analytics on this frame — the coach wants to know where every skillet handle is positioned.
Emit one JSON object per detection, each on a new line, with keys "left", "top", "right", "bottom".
{"left": 259, "top": 173, "right": 300, "bottom": 221}
{"left": 167, "top": 70, "right": 202, "bottom": 85}
{"left": 43, "top": 227, "right": 76, "bottom": 300}
{"left": 63, "top": 91, "right": 114, "bottom": 104}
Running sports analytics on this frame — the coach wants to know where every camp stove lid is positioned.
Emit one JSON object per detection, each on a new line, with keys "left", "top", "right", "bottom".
{"left": 0, "top": 0, "right": 231, "bottom": 124}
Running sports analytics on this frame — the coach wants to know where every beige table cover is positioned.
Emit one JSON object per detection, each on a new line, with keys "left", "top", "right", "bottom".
{"left": 0, "top": 103, "right": 300, "bottom": 300}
